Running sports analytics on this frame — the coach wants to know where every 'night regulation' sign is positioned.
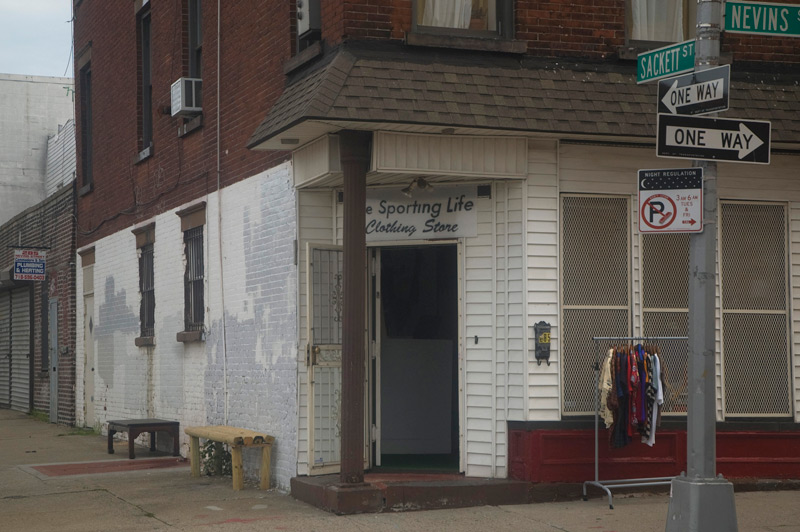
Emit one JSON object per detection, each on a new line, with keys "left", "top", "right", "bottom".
{"left": 14, "top": 249, "right": 46, "bottom": 281}
{"left": 638, "top": 168, "right": 703, "bottom": 234}
{"left": 365, "top": 185, "right": 478, "bottom": 242}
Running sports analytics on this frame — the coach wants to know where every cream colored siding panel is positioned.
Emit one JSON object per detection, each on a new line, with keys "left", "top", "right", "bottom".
{"left": 791, "top": 202, "right": 800, "bottom": 421}
{"left": 465, "top": 280, "right": 493, "bottom": 293}
{"left": 375, "top": 132, "right": 528, "bottom": 178}
{"left": 293, "top": 136, "right": 342, "bottom": 188}
{"left": 468, "top": 360, "right": 493, "bottom": 373}
{"left": 720, "top": 156, "right": 800, "bottom": 201}
{"left": 559, "top": 144, "right": 645, "bottom": 195}
{"left": 467, "top": 394, "right": 493, "bottom": 407}
{"left": 495, "top": 181, "right": 525, "bottom": 473}
{"left": 464, "top": 194, "right": 498, "bottom": 476}
{"left": 633, "top": 202, "right": 643, "bottom": 336}
{"left": 526, "top": 140, "right": 561, "bottom": 422}
{"left": 467, "top": 417, "right": 493, "bottom": 430}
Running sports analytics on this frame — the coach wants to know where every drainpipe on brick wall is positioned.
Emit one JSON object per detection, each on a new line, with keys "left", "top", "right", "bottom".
{"left": 214, "top": 0, "right": 229, "bottom": 424}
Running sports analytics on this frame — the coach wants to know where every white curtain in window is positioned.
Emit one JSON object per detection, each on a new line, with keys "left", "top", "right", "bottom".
{"left": 631, "top": 0, "right": 684, "bottom": 42}
{"left": 422, "top": 0, "right": 472, "bottom": 29}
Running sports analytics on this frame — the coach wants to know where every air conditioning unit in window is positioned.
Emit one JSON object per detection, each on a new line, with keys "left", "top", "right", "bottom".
{"left": 171, "top": 77, "right": 202, "bottom": 117}
{"left": 296, "top": 0, "right": 320, "bottom": 39}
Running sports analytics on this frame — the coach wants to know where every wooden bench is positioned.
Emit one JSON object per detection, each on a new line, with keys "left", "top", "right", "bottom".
{"left": 107, "top": 419, "right": 181, "bottom": 460}
{"left": 185, "top": 426, "right": 275, "bottom": 490}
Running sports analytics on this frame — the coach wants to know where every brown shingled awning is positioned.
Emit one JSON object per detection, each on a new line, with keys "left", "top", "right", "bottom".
{"left": 248, "top": 42, "right": 800, "bottom": 151}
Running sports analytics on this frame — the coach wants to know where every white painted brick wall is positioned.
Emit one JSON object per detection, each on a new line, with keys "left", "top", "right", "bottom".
{"left": 0, "top": 74, "right": 74, "bottom": 225}
{"left": 75, "top": 162, "right": 298, "bottom": 491}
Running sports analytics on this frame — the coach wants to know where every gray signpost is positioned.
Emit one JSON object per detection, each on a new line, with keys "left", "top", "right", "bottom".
{"left": 665, "top": 0, "right": 739, "bottom": 530}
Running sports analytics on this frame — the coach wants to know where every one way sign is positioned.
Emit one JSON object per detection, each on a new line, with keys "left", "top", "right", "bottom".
{"left": 658, "top": 64, "right": 729, "bottom": 115}
{"left": 657, "top": 114, "right": 771, "bottom": 164}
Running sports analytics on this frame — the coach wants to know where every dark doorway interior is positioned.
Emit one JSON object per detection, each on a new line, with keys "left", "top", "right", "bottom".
{"left": 377, "top": 245, "right": 459, "bottom": 472}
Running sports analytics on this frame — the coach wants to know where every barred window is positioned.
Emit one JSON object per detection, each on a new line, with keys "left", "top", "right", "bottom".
{"left": 184, "top": 226, "right": 204, "bottom": 331}
{"left": 139, "top": 243, "right": 155, "bottom": 337}
{"left": 133, "top": 224, "right": 155, "bottom": 345}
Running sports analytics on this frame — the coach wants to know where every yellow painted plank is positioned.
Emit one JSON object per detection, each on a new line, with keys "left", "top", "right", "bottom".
{"left": 184, "top": 425, "right": 275, "bottom": 446}
{"left": 189, "top": 436, "right": 200, "bottom": 478}
{"left": 231, "top": 446, "right": 244, "bottom": 491}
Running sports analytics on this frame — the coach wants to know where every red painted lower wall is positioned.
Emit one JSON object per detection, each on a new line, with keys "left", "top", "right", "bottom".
{"left": 509, "top": 429, "right": 800, "bottom": 482}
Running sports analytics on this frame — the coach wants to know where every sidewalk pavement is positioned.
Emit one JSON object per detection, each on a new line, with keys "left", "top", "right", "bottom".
{"left": 1, "top": 409, "right": 798, "bottom": 532}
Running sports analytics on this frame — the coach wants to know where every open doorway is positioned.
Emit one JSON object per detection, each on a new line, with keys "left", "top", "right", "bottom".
{"left": 373, "top": 244, "right": 459, "bottom": 472}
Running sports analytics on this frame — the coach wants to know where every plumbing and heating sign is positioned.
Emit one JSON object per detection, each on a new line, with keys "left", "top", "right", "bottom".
{"left": 365, "top": 186, "right": 478, "bottom": 242}
{"left": 14, "top": 249, "right": 46, "bottom": 281}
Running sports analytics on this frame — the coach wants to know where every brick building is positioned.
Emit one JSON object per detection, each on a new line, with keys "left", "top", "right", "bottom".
{"left": 74, "top": 0, "right": 800, "bottom": 500}
{"left": 0, "top": 184, "right": 77, "bottom": 425}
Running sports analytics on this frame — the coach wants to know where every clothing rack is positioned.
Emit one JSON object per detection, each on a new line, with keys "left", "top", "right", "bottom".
{"left": 582, "top": 336, "right": 687, "bottom": 509}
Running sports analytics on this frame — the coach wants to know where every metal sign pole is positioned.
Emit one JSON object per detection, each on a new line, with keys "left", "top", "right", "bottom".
{"left": 666, "top": 1, "right": 739, "bottom": 530}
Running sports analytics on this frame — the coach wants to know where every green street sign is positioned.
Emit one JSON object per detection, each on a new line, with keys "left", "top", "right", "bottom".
{"left": 725, "top": 1, "right": 800, "bottom": 37}
{"left": 637, "top": 40, "right": 695, "bottom": 84}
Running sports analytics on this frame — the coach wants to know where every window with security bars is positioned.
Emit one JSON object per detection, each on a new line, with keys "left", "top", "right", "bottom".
{"left": 139, "top": 243, "right": 155, "bottom": 337}
{"left": 184, "top": 226, "right": 204, "bottom": 331}
{"left": 720, "top": 202, "right": 790, "bottom": 417}
{"left": 561, "top": 195, "right": 630, "bottom": 414}
{"left": 641, "top": 233, "right": 689, "bottom": 414}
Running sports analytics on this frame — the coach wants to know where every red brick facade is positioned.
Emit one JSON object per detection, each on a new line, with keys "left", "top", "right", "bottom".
{"left": 75, "top": 0, "right": 800, "bottom": 248}
{"left": 73, "top": 0, "right": 294, "bottom": 247}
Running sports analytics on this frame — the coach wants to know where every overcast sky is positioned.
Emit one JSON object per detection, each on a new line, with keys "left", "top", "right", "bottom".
{"left": 0, "top": 0, "right": 74, "bottom": 78}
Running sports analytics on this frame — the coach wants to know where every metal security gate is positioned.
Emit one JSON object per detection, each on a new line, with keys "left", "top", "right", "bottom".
{"left": 307, "top": 244, "right": 344, "bottom": 474}
{"left": 641, "top": 233, "right": 690, "bottom": 414}
{"left": 10, "top": 288, "right": 31, "bottom": 413}
{"left": 0, "top": 292, "right": 10, "bottom": 408}
{"left": 720, "top": 202, "right": 791, "bottom": 417}
{"left": 561, "top": 195, "right": 631, "bottom": 414}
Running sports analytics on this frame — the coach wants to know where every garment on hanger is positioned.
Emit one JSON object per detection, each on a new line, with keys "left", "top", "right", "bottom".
{"left": 603, "top": 343, "right": 667, "bottom": 449}
{"left": 599, "top": 348, "right": 615, "bottom": 429}
{"left": 645, "top": 350, "right": 665, "bottom": 447}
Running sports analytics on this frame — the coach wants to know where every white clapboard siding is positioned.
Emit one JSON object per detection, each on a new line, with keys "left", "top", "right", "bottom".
{"left": 464, "top": 197, "right": 498, "bottom": 477}
{"left": 375, "top": 132, "right": 528, "bottom": 178}
{"left": 716, "top": 236, "right": 724, "bottom": 421}
{"left": 493, "top": 180, "right": 526, "bottom": 476}
{"left": 296, "top": 189, "right": 336, "bottom": 475}
{"left": 632, "top": 201, "right": 642, "bottom": 340}
{"left": 719, "top": 156, "right": 800, "bottom": 202}
{"left": 791, "top": 203, "right": 800, "bottom": 422}
{"left": 44, "top": 119, "right": 76, "bottom": 197}
{"left": 526, "top": 139, "right": 560, "bottom": 421}
{"left": 559, "top": 144, "right": 644, "bottom": 195}
{"left": 292, "top": 135, "right": 341, "bottom": 188}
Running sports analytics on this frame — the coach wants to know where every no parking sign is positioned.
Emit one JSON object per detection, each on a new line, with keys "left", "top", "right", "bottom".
{"left": 638, "top": 168, "right": 703, "bottom": 233}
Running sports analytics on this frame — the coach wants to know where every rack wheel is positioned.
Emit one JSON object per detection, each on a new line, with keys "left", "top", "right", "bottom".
{"left": 582, "top": 496, "right": 588, "bottom": 501}
{"left": 609, "top": 504, "right": 614, "bottom": 510}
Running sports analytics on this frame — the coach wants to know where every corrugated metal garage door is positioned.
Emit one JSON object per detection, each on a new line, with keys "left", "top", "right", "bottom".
{"left": 10, "top": 288, "right": 31, "bottom": 413}
{"left": 0, "top": 292, "right": 10, "bottom": 408}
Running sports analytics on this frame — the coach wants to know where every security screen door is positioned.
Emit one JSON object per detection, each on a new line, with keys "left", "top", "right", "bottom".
{"left": 307, "top": 244, "right": 344, "bottom": 474}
